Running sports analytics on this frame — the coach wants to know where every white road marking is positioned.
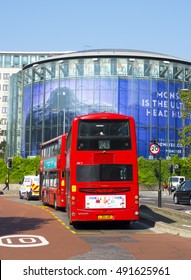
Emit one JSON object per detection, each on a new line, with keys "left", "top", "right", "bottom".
{"left": 0, "top": 235, "right": 49, "bottom": 247}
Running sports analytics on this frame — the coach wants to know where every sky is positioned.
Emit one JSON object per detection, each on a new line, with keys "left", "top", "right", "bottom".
{"left": 1, "top": 0, "right": 191, "bottom": 60}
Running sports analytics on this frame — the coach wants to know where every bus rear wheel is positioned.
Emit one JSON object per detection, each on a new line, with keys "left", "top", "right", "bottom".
{"left": 42, "top": 193, "right": 46, "bottom": 205}
{"left": 54, "top": 196, "right": 58, "bottom": 210}
{"left": 66, "top": 203, "right": 72, "bottom": 225}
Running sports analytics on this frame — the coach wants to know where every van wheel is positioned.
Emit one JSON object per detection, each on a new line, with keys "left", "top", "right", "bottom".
{"left": 19, "top": 192, "right": 23, "bottom": 199}
{"left": 174, "top": 195, "right": 179, "bottom": 204}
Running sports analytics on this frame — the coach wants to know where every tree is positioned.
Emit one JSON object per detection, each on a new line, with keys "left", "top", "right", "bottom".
{"left": 178, "top": 89, "right": 191, "bottom": 148}
{"left": 0, "top": 140, "right": 6, "bottom": 159}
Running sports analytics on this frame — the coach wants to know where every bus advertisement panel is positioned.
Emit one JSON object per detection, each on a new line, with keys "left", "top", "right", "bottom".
{"left": 66, "top": 112, "right": 139, "bottom": 224}
{"left": 40, "top": 134, "right": 67, "bottom": 210}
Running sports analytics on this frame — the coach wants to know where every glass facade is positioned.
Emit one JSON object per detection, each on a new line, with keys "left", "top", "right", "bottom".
{"left": 1, "top": 51, "right": 66, "bottom": 152}
{"left": 18, "top": 51, "right": 191, "bottom": 158}
{"left": 0, "top": 53, "right": 52, "bottom": 68}
{"left": 7, "top": 72, "right": 22, "bottom": 156}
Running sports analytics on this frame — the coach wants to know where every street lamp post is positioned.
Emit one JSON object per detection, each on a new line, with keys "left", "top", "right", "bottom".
{"left": 157, "top": 157, "right": 162, "bottom": 208}
{"left": 149, "top": 140, "right": 162, "bottom": 207}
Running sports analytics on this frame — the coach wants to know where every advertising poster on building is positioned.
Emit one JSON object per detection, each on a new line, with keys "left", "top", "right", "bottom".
{"left": 23, "top": 76, "right": 188, "bottom": 159}
{"left": 118, "top": 78, "right": 187, "bottom": 158}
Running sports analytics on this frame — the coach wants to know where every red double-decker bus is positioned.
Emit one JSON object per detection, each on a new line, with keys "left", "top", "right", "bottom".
{"left": 40, "top": 134, "right": 67, "bottom": 210}
{"left": 66, "top": 112, "right": 139, "bottom": 224}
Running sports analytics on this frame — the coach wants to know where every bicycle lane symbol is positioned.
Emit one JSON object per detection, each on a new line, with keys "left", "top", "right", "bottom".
{"left": 0, "top": 235, "right": 49, "bottom": 247}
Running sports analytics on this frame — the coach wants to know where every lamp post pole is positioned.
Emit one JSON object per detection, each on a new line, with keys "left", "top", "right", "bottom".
{"left": 157, "top": 157, "right": 162, "bottom": 208}
{"left": 149, "top": 140, "right": 162, "bottom": 207}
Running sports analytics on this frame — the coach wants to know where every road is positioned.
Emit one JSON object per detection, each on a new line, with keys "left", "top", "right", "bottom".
{"left": 140, "top": 191, "right": 191, "bottom": 213}
{"left": 1, "top": 195, "right": 191, "bottom": 260}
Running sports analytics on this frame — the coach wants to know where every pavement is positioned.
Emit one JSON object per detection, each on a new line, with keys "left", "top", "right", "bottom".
{"left": 139, "top": 190, "right": 191, "bottom": 238}
{"left": 140, "top": 204, "right": 191, "bottom": 238}
{"left": 0, "top": 184, "right": 20, "bottom": 195}
{"left": 1, "top": 185, "right": 191, "bottom": 238}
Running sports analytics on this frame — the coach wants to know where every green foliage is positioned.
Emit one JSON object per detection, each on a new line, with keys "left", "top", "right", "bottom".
{"left": 0, "top": 140, "right": 6, "bottom": 159}
{"left": 0, "top": 156, "right": 40, "bottom": 183}
{"left": 138, "top": 155, "right": 191, "bottom": 186}
{"left": 179, "top": 89, "right": 191, "bottom": 147}
{"left": 0, "top": 159, "right": 8, "bottom": 181}
{"left": 138, "top": 157, "right": 157, "bottom": 185}
{"left": 1, "top": 155, "right": 191, "bottom": 186}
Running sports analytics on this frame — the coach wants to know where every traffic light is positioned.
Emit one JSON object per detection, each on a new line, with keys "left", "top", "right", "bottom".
{"left": 168, "top": 164, "right": 173, "bottom": 174}
{"left": 7, "top": 158, "right": 13, "bottom": 169}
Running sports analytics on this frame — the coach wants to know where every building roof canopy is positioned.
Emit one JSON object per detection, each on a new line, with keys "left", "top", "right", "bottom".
{"left": 23, "top": 49, "right": 191, "bottom": 69}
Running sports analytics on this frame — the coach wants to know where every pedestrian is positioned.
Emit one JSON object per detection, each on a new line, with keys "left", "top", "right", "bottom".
{"left": 163, "top": 181, "right": 168, "bottom": 192}
{"left": 3, "top": 176, "right": 9, "bottom": 190}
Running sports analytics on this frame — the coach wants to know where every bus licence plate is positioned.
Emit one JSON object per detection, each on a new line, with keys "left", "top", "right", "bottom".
{"left": 98, "top": 215, "right": 113, "bottom": 220}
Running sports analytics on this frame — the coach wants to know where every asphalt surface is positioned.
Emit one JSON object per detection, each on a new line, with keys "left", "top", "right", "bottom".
{"left": 1, "top": 186, "right": 191, "bottom": 238}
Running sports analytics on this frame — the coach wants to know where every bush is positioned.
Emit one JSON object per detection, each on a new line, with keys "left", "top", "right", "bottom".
{"left": 0, "top": 156, "right": 40, "bottom": 183}
{"left": 138, "top": 155, "right": 191, "bottom": 187}
{"left": 1, "top": 155, "right": 191, "bottom": 185}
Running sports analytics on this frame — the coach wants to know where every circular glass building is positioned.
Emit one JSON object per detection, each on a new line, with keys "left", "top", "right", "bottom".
{"left": 21, "top": 49, "right": 191, "bottom": 158}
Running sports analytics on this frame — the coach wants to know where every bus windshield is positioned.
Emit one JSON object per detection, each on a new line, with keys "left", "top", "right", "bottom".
{"left": 78, "top": 120, "right": 130, "bottom": 137}
{"left": 77, "top": 120, "right": 131, "bottom": 150}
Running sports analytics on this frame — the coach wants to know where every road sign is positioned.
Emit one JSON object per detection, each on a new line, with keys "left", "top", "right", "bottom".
{"left": 174, "top": 164, "right": 179, "bottom": 169}
{"left": 149, "top": 143, "right": 160, "bottom": 155}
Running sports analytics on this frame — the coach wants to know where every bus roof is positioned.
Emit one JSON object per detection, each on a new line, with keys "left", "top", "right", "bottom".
{"left": 40, "top": 133, "right": 67, "bottom": 147}
{"left": 73, "top": 112, "right": 134, "bottom": 121}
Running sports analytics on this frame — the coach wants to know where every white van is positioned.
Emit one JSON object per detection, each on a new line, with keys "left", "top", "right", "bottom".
{"left": 168, "top": 176, "right": 185, "bottom": 192}
{"left": 19, "top": 175, "right": 40, "bottom": 200}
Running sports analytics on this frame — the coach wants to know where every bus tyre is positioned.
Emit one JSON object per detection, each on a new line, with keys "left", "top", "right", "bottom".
{"left": 124, "top": 221, "right": 131, "bottom": 227}
{"left": 67, "top": 203, "right": 72, "bottom": 224}
{"left": 69, "top": 219, "right": 73, "bottom": 225}
{"left": 42, "top": 193, "right": 46, "bottom": 205}
{"left": 54, "top": 197, "right": 58, "bottom": 210}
